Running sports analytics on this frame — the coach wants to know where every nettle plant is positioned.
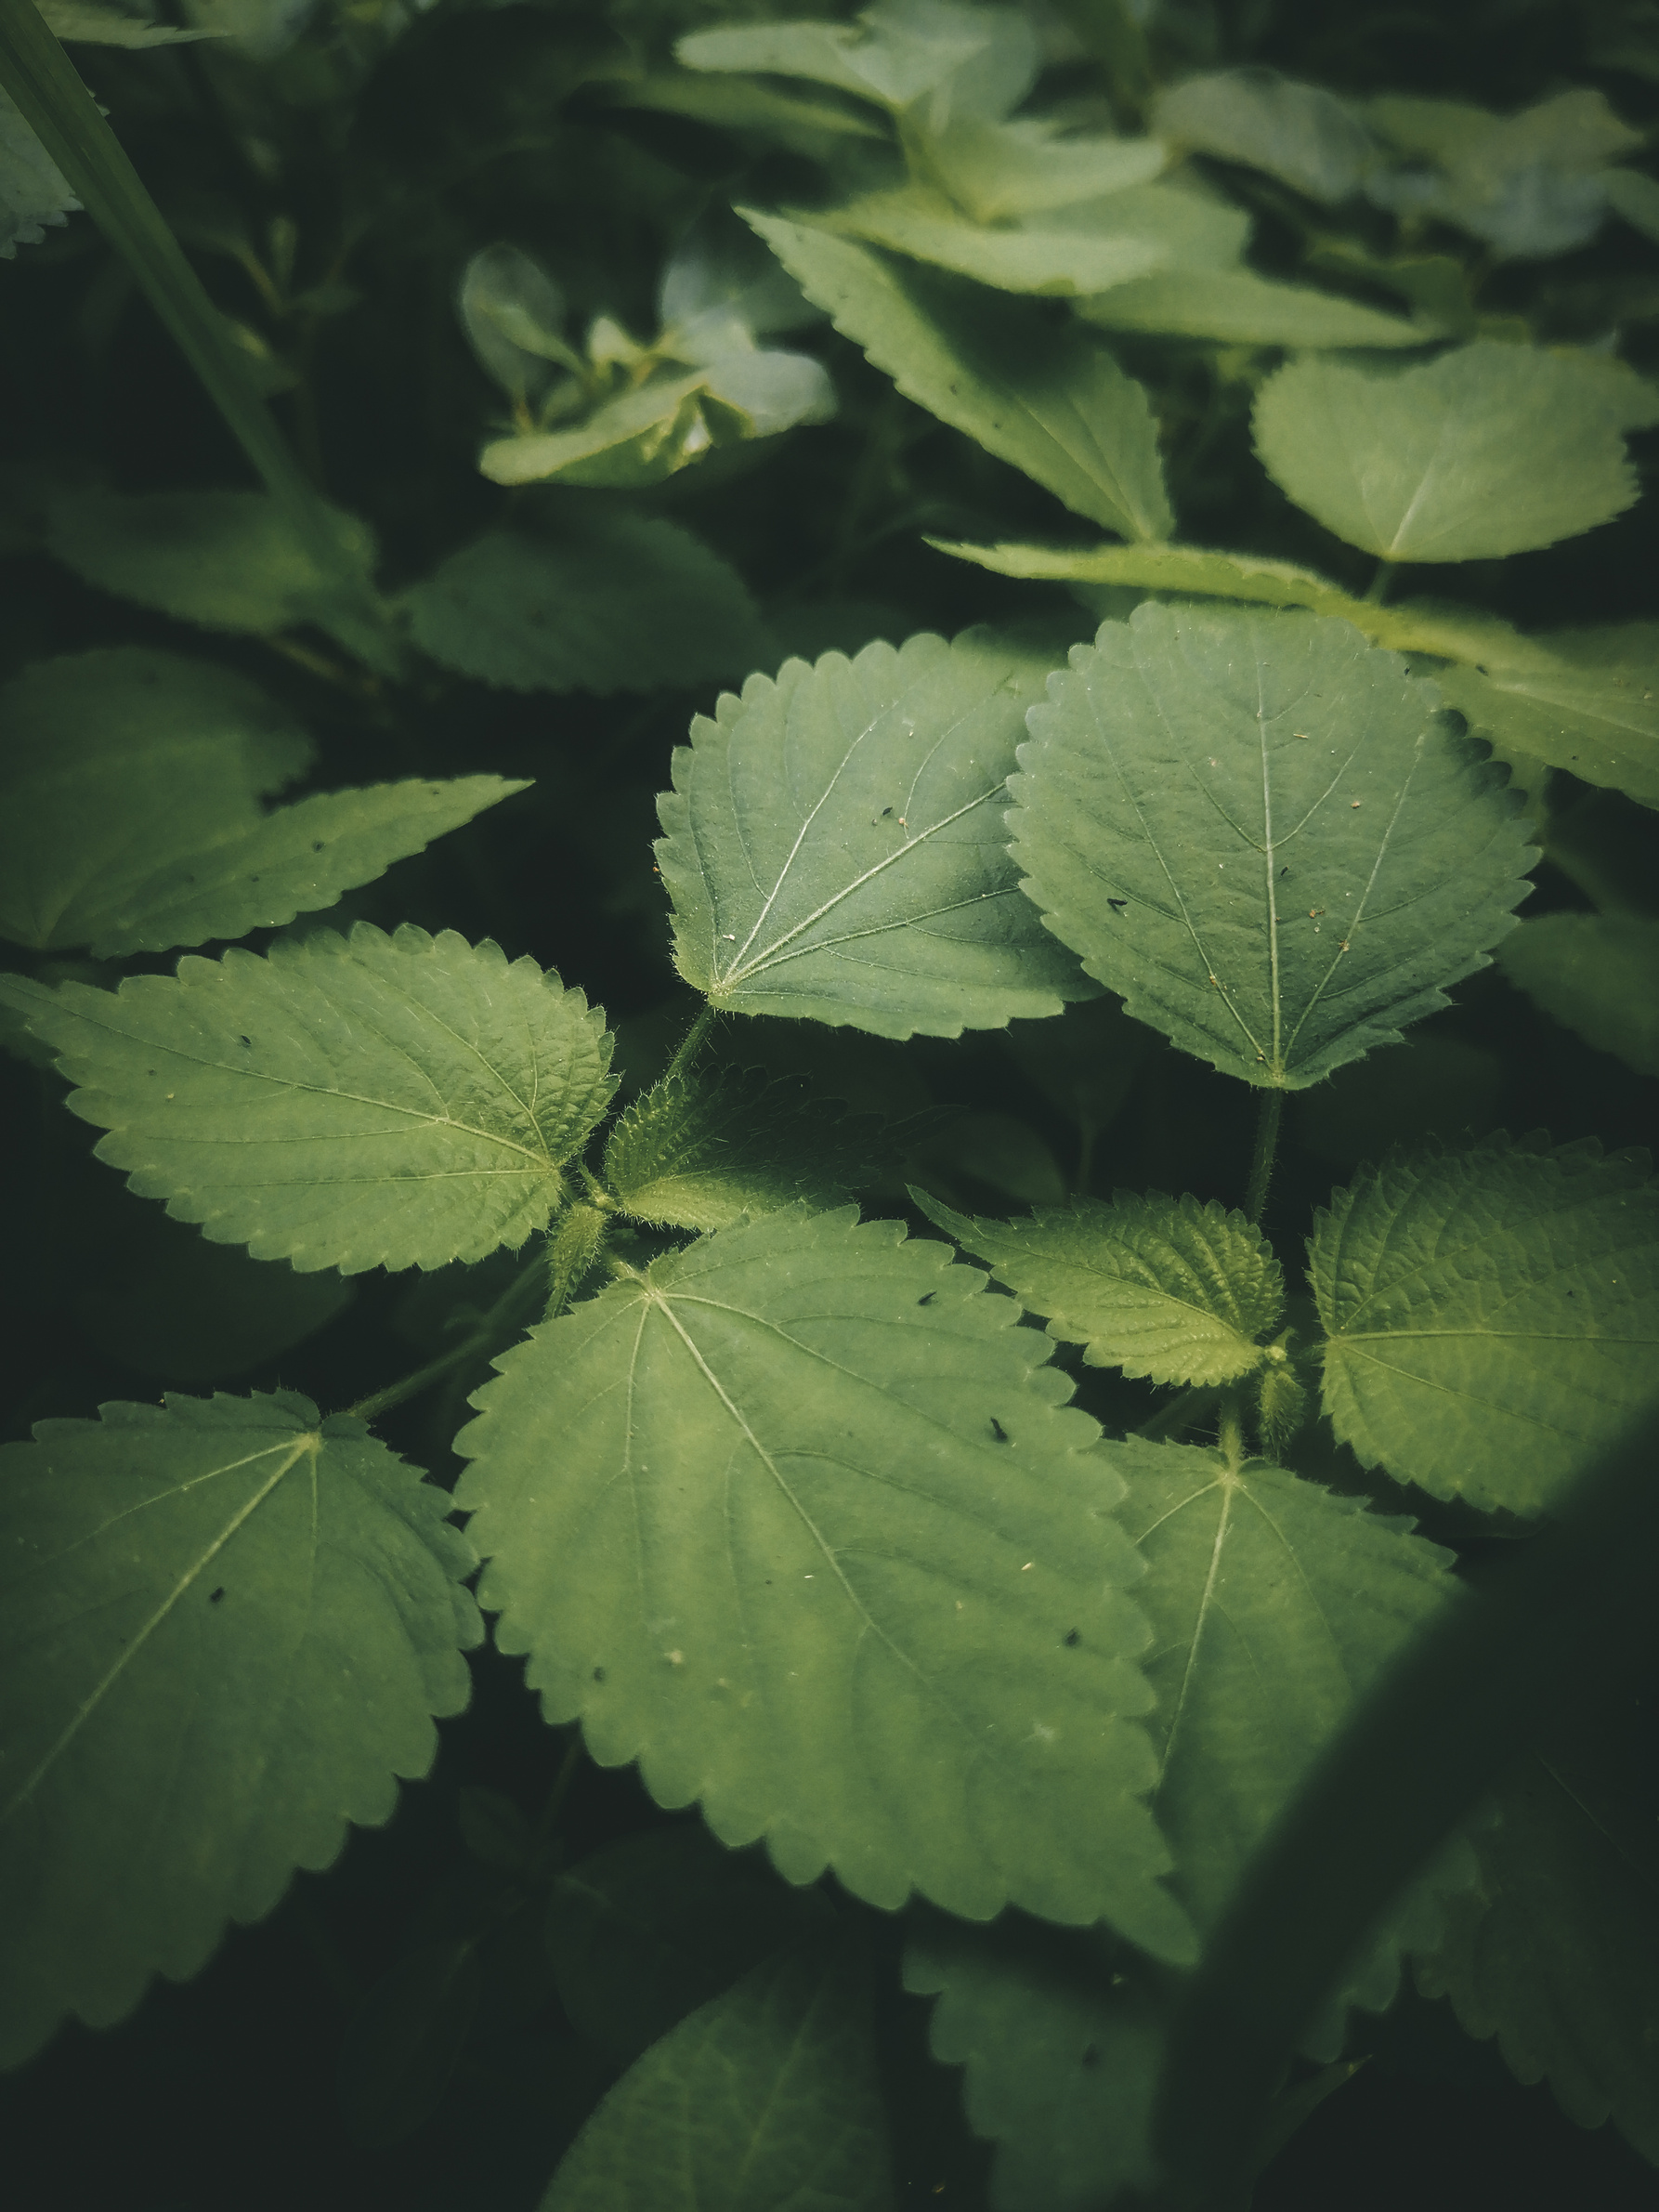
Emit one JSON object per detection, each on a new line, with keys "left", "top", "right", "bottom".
{"left": 2, "top": 0, "right": 1659, "bottom": 2205}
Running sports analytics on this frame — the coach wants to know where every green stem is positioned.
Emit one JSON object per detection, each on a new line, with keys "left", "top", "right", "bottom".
{"left": 1363, "top": 557, "right": 1396, "bottom": 605}
{"left": 1216, "top": 1390, "right": 1246, "bottom": 1471}
{"left": 665, "top": 1001, "right": 717, "bottom": 1084}
{"left": 0, "top": 0, "right": 395, "bottom": 668}
{"left": 1134, "top": 1383, "right": 1216, "bottom": 1443}
{"left": 345, "top": 1261, "right": 545, "bottom": 1425}
{"left": 544, "top": 1202, "right": 609, "bottom": 1321}
{"left": 1243, "top": 1089, "right": 1283, "bottom": 1227}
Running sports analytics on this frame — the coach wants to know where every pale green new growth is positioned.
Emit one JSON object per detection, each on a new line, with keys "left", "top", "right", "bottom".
{"left": 915, "top": 1188, "right": 1283, "bottom": 1385}
{"left": 1252, "top": 342, "right": 1642, "bottom": 562}
{"left": 0, "top": 1390, "right": 479, "bottom": 2070}
{"left": 0, "top": 923, "right": 614, "bottom": 1275}
{"left": 543, "top": 1941, "right": 895, "bottom": 2212}
{"left": 746, "top": 213, "right": 1173, "bottom": 543}
{"left": 657, "top": 628, "right": 1093, "bottom": 1040}
{"left": 1078, "top": 265, "right": 1424, "bottom": 347}
{"left": 1498, "top": 914, "right": 1659, "bottom": 1078}
{"left": 454, "top": 1208, "right": 1195, "bottom": 1956}
{"left": 404, "top": 516, "right": 773, "bottom": 695}
{"left": 1429, "top": 623, "right": 1659, "bottom": 810}
{"left": 605, "top": 1066, "right": 887, "bottom": 1231}
{"left": 480, "top": 371, "right": 713, "bottom": 490}
{"left": 1313, "top": 1136, "right": 1659, "bottom": 1515}
{"left": 1011, "top": 605, "right": 1535, "bottom": 1089}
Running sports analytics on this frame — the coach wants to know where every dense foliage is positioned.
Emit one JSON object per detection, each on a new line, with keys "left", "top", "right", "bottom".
{"left": 2, "top": 1, "right": 1658, "bottom": 2205}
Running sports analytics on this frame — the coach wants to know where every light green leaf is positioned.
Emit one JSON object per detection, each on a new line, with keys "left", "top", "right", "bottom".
{"left": 1010, "top": 604, "right": 1535, "bottom": 1089}
{"left": 405, "top": 514, "right": 773, "bottom": 696}
{"left": 657, "top": 628, "right": 1094, "bottom": 1041}
{"left": 1428, "top": 623, "right": 1659, "bottom": 810}
{"left": 7, "top": 768, "right": 528, "bottom": 958}
{"left": 38, "top": 2, "right": 216, "bottom": 45}
{"left": 479, "top": 372, "right": 712, "bottom": 491}
{"left": 678, "top": 0, "right": 1036, "bottom": 124}
{"left": 1252, "top": 342, "right": 1643, "bottom": 562}
{"left": 1, "top": 84, "right": 79, "bottom": 256}
{"left": 1415, "top": 1700, "right": 1659, "bottom": 2165}
{"left": 921, "top": 114, "right": 1166, "bottom": 223}
{"left": 548, "top": 1825, "right": 832, "bottom": 2068}
{"left": 0, "top": 1389, "right": 479, "bottom": 2070}
{"left": 745, "top": 213, "right": 1172, "bottom": 541}
{"left": 335, "top": 1939, "right": 483, "bottom": 2149}
{"left": 1038, "top": 178, "right": 1251, "bottom": 273}
{"left": 454, "top": 1208, "right": 1195, "bottom": 1956}
{"left": 1153, "top": 69, "right": 1378, "bottom": 204}
{"left": 1498, "top": 914, "right": 1659, "bottom": 1078}
{"left": 915, "top": 1189, "right": 1282, "bottom": 1384}
{"left": 45, "top": 487, "right": 384, "bottom": 644}
{"left": 817, "top": 185, "right": 1169, "bottom": 294}
{"left": 458, "top": 243, "right": 572, "bottom": 408}
{"left": 0, "top": 923, "right": 615, "bottom": 1276}
{"left": 0, "top": 646, "right": 311, "bottom": 952}
{"left": 604, "top": 1066, "right": 887, "bottom": 1231}
{"left": 541, "top": 1937, "right": 894, "bottom": 2212}
{"left": 1078, "top": 264, "right": 1425, "bottom": 347}
{"left": 1313, "top": 1135, "right": 1659, "bottom": 1515}
{"left": 1605, "top": 164, "right": 1659, "bottom": 244}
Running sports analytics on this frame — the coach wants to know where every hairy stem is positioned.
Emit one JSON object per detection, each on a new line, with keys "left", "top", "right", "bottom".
{"left": 345, "top": 1259, "right": 545, "bottom": 1425}
{"left": 1363, "top": 556, "right": 1396, "bottom": 605}
{"left": 544, "top": 1202, "right": 610, "bottom": 1321}
{"left": 1243, "top": 1089, "right": 1283, "bottom": 1227}
{"left": 665, "top": 1001, "right": 717, "bottom": 1083}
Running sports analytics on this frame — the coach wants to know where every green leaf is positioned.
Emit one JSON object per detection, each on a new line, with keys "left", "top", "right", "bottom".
{"left": 456, "top": 1785, "right": 536, "bottom": 1875}
{"left": 457, "top": 242, "right": 572, "bottom": 407}
{"left": 1002, "top": 993, "right": 1156, "bottom": 1140}
{"left": 678, "top": 1, "right": 1037, "bottom": 123}
{"left": 1153, "top": 69, "right": 1378, "bottom": 205}
{"left": 0, "top": 1389, "right": 479, "bottom": 2070}
{"left": 604, "top": 1066, "right": 888, "bottom": 1230}
{"left": 404, "top": 513, "right": 773, "bottom": 696}
{"left": 745, "top": 214, "right": 1172, "bottom": 542}
{"left": 1010, "top": 604, "right": 1535, "bottom": 1089}
{"left": 38, "top": 2, "right": 216, "bottom": 46}
{"left": 657, "top": 628, "right": 1094, "bottom": 1041}
{"left": 45, "top": 487, "right": 383, "bottom": 643}
{"left": 1078, "top": 264, "right": 1425, "bottom": 347}
{"left": 547, "top": 1825, "right": 832, "bottom": 2068}
{"left": 915, "top": 1189, "right": 1282, "bottom": 1384}
{"left": 920, "top": 113, "right": 1166, "bottom": 222}
{"left": 0, "top": 923, "right": 615, "bottom": 1276}
{"left": 1038, "top": 177, "right": 1252, "bottom": 272}
{"left": 816, "top": 184, "right": 1169, "bottom": 294}
{"left": 541, "top": 1936, "right": 895, "bottom": 2212}
{"left": 1605, "top": 164, "right": 1659, "bottom": 244}
{"left": 910, "top": 1110, "right": 1065, "bottom": 1207}
{"left": 1313, "top": 1135, "right": 1659, "bottom": 1516}
{"left": 335, "top": 1939, "right": 483, "bottom": 2149}
{"left": 1427, "top": 622, "right": 1659, "bottom": 810}
{"left": 1414, "top": 1699, "right": 1659, "bottom": 2164}
{"left": 608, "top": 72, "right": 889, "bottom": 150}
{"left": 0, "top": 82, "right": 76, "bottom": 256}
{"left": 478, "top": 371, "right": 712, "bottom": 491}
{"left": 1498, "top": 914, "right": 1659, "bottom": 1078}
{"left": 454, "top": 1208, "right": 1195, "bottom": 1957}
{"left": 1252, "top": 343, "right": 1644, "bottom": 563}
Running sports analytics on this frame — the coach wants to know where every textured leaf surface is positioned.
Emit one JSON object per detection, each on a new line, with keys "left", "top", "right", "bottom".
{"left": 1011, "top": 605, "right": 1535, "bottom": 1088}
{"left": 0, "top": 924, "right": 614, "bottom": 1275}
{"left": 1428, "top": 623, "right": 1659, "bottom": 809}
{"left": 657, "top": 629, "right": 1093, "bottom": 1040}
{"left": 404, "top": 514, "right": 772, "bottom": 695}
{"left": 917, "top": 1189, "right": 1282, "bottom": 1384}
{"left": 542, "top": 1939, "right": 894, "bottom": 2212}
{"left": 1078, "top": 265, "right": 1423, "bottom": 347}
{"left": 1313, "top": 1137, "right": 1659, "bottom": 1515}
{"left": 548, "top": 1825, "right": 831, "bottom": 2067}
{"left": 1498, "top": 914, "right": 1659, "bottom": 1078}
{"left": 747, "top": 214, "right": 1172, "bottom": 541}
{"left": 0, "top": 1391, "right": 479, "bottom": 2069}
{"left": 604, "top": 1066, "right": 887, "bottom": 1229}
{"left": 819, "top": 185, "right": 1167, "bottom": 294}
{"left": 1153, "top": 69, "right": 1379, "bottom": 204}
{"left": 1415, "top": 1699, "right": 1659, "bottom": 2164}
{"left": 455, "top": 1209, "right": 1194, "bottom": 1954}
{"left": 1252, "top": 343, "right": 1642, "bottom": 562}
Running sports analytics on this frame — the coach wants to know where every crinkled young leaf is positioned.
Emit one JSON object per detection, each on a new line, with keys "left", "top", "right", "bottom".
{"left": 1153, "top": 69, "right": 1378, "bottom": 204}
{"left": 818, "top": 184, "right": 1168, "bottom": 294}
{"left": 915, "top": 1189, "right": 1282, "bottom": 1384}
{"left": 746, "top": 214, "right": 1172, "bottom": 542}
{"left": 1313, "top": 1135, "right": 1659, "bottom": 1515}
{"left": 404, "top": 515, "right": 773, "bottom": 696}
{"left": 542, "top": 1937, "right": 894, "bottom": 2212}
{"left": 454, "top": 1208, "right": 1195, "bottom": 1957}
{"left": 0, "top": 1390, "right": 479, "bottom": 2070}
{"left": 1011, "top": 605, "right": 1535, "bottom": 1089}
{"left": 1498, "top": 914, "right": 1659, "bottom": 1078}
{"left": 1078, "top": 264, "right": 1424, "bottom": 347}
{"left": 1252, "top": 342, "right": 1643, "bottom": 563}
{"left": 604, "top": 1066, "right": 888, "bottom": 1231}
{"left": 921, "top": 114, "right": 1166, "bottom": 223}
{"left": 0, "top": 923, "right": 614, "bottom": 1276}
{"left": 0, "top": 83, "right": 78, "bottom": 257}
{"left": 657, "top": 628, "right": 1093, "bottom": 1040}
{"left": 1428, "top": 622, "right": 1659, "bottom": 810}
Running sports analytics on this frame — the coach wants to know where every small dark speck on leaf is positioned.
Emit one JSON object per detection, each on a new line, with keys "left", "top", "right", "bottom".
{"left": 312, "top": 841, "right": 324, "bottom": 853}
{"left": 918, "top": 1291, "right": 936, "bottom": 1306}
{"left": 1106, "top": 897, "right": 1127, "bottom": 912}
{"left": 989, "top": 1417, "right": 1009, "bottom": 1443}
{"left": 592, "top": 1666, "right": 606, "bottom": 1682}
{"left": 239, "top": 1036, "right": 252, "bottom": 1047}
{"left": 209, "top": 1587, "right": 225, "bottom": 1604}
{"left": 1064, "top": 1629, "right": 1079, "bottom": 1647}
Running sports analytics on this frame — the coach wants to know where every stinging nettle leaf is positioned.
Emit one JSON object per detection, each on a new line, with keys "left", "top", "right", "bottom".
{"left": 1498, "top": 913, "right": 1659, "bottom": 1079}
{"left": 1078, "top": 264, "right": 1426, "bottom": 348}
{"left": 1252, "top": 342, "right": 1644, "bottom": 564}
{"left": 454, "top": 1207, "right": 1195, "bottom": 1957}
{"left": 657, "top": 627, "right": 1097, "bottom": 1041}
{"left": 1153, "top": 68, "right": 1379, "bottom": 206}
{"left": 815, "top": 185, "right": 1169, "bottom": 295}
{"left": 0, "top": 923, "right": 615, "bottom": 1276}
{"left": 745, "top": 212, "right": 1172, "bottom": 543}
{"left": 921, "top": 114, "right": 1167, "bottom": 224}
{"left": 915, "top": 1188, "right": 1283, "bottom": 1385}
{"left": 1011, "top": 604, "right": 1536, "bottom": 1090}
{"left": 1313, "top": 1135, "right": 1659, "bottom": 1516}
{"left": 1426, "top": 622, "right": 1659, "bottom": 811}
{"left": 0, "top": 1390, "right": 479, "bottom": 2070}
